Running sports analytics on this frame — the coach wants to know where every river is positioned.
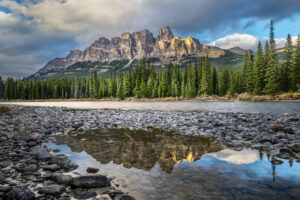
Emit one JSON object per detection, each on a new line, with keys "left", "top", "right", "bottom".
{"left": 1, "top": 100, "right": 300, "bottom": 113}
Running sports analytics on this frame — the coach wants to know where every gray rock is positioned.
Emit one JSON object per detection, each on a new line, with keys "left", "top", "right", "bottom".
{"left": 43, "top": 164, "right": 61, "bottom": 171}
{"left": 86, "top": 167, "right": 99, "bottom": 173}
{"left": 7, "top": 186, "right": 35, "bottom": 200}
{"left": 74, "top": 191, "right": 97, "bottom": 199}
{"left": 51, "top": 154, "right": 77, "bottom": 170}
{"left": 51, "top": 173, "right": 73, "bottom": 185}
{"left": 114, "top": 194, "right": 136, "bottom": 200}
{"left": 72, "top": 175, "right": 111, "bottom": 188}
{"left": 39, "top": 184, "right": 65, "bottom": 196}
{"left": 30, "top": 146, "right": 52, "bottom": 161}
{"left": 288, "top": 143, "right": 300, "bottom": 153}
{"left": 23, "top": 164, "right": 37, "bottom": 172}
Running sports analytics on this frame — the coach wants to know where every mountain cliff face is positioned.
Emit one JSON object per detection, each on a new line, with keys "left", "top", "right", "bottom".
{"left": 33, "top": 27, "right": 227, "bottom": 78}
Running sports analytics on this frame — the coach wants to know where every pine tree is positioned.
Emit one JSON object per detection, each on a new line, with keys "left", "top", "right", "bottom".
{"left": 246, "top": 51, "right": 255, "bottom": 93}
{"left": 264, "top": 20, "right": 280, "bottom": 94}
{"left": 212, "top": 67, "right": 218, "bottom": 95}
{"left": 140, "top": 78, "right": 147, "bottom": 97}
{"left": 200, "top": 57, "right": 212, "bottom": 94}
{"left": 290, "top": 35, "right": 300, "bottom": 91}
{"left": 281, "top": 34, "right": 293, "bottom": 92}
{"left": 254, "top": 42, "right": 265, "bottom": 94}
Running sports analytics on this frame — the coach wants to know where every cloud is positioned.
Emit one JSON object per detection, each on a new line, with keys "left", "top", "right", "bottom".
{"left": 0, "top": 0, "right": 300, "bottom": 77}
{"left": 207, "top": 149, "right": 259, "bottom": 165}
{"left": 209, "top": 33, "right": 259, "bottom": 50}
{"left": 275, "top": 36, "right": 298, "bottom": 49}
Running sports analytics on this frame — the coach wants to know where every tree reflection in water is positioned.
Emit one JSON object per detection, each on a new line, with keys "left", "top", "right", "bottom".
{"left": 53, "top": 128, "right": 222, "bottom": 173}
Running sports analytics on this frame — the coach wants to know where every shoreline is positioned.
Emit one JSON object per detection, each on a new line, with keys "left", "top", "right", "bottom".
{"left": 0, "top": 105, "right": 300, "bottom": 199}
{"left": 0, "top": 92, "right": 300, "bottom": 102}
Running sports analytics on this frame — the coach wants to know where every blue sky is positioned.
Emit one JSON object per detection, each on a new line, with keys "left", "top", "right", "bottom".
{"left": 0, "top": 0, "right": 300, "bottom": 78}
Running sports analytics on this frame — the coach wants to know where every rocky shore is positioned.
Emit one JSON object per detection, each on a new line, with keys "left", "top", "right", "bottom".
{"left": 0, "top": 105, "right": 300, "bottom": 199}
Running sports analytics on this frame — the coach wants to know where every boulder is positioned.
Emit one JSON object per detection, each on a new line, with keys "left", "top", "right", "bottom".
{"left": 86, "top": 167, "right": 99, "bottom": 174}
{"left": 288, "top": 143, "right": 300, "bottom": 153}
{"left": 51, "top": 173, "right": 73, "bottom": 185}
{"left": 30, "top": 146, "right": 52, "bottom": 161}
{"left": 72, "top": 175, "right": 111, "bottom": 188}
{"left": 74, "top": 191, "right": 97, "bottom": 199}
{"left": 39, "top": 184, "right": 65, "bottom": 196}
{"left": 7, "top": 186, "right": 35, "bottom": 200}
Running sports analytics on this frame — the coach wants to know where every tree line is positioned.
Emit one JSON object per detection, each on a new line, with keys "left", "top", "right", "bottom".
{"left": 0, "top": 21, "right": 299, "bottom": 100}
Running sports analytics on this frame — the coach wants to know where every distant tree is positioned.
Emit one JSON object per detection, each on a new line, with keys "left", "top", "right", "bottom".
{"left": 281, "top": 34, "right": 293, "bottom": 92}
{"left": 254, "top": 42, "right": 265, "bottom": 94}
{"left": 290, "top": 35, "right": 300, "bottom": 91}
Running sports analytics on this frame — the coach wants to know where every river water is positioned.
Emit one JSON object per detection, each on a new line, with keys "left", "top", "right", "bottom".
{"left": 45, "top": 129, "right": 300, "bottom": 200}
{"left": 2, "top": 100, "right": 300, "bottom": 113}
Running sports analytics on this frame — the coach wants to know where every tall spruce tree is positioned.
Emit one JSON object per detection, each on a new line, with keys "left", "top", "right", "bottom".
{"left": 281, "top": 34, "right": 293, "bottom": 92}
{"left": 265, "top": 20, "right": 281, "bottom": 94}
{"left": 290, "top": 35, "right": 300, "bottom": 91}
{"left": 254, "top": 42, "right": 265, "bottom": 94}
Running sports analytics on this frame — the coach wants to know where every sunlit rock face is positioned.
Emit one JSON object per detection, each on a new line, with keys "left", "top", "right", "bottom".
{"left": 54, "top": 129, "right": 221, "bottom": 173}
{"left": 34, "top": 27, "right": 226, "bottom": 78}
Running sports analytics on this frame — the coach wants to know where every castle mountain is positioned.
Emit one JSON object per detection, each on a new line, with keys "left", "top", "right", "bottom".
{"left": 33, "top": 27, "right": 234, "bottom": 78}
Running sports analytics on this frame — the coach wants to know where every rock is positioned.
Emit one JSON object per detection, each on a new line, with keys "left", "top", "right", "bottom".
{"left": 284, "top": 128, "right": 295, "bottom": 134}
{"left": 271, "top": 159, "right": 283, "bottom": 165}
{"left": 0, "top": 161, "right": 11, "bottom": 168}
{"left": 114, "top": 194, "right": 136, "bottom": 200}
{"left": 74, "top": 191, "right": 97, "bottom": 199}
{"left": 23, "top": 164, "right": 37, "bottom": 172}
{"left": 43, "top": 164, "right": 61, "bottom": 171}
{"left": 0, "top": 175, "right": 7, "bottom": 184}
{"left": 39, "top": 184, "right": 65, "bottom": 196}
{"left": 272, "top": 124, "right": 284, "bottom": 132}
{"left": 30, "top": 146, "right": 52, "bottom": 161}
{"left": 7, "top": 186, "right": 35, "bottom": 200}
{"left": 72, "top": 175, "right": 111, "bottom": 188}
{"left": 86, "top": 167, "right": 99, "bottom": 173}
{"left": 288, "top": 143, "right": 300, "bottom": 153}
{"left": 0, "top": 185, "right": 12, "bottom": 193}
{"left": 51, "top": 173, "right": 73, "bottom": 185}
{"left": 279, "top": 147, "right": 294, "bottom": 154}
{"left": 51, "top": 154, "right": 77, "bottom": 170}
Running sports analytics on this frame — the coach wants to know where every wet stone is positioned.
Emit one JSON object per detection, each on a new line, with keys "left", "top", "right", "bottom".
{"left": 74, "top": 191, "right": 97, "bottom": 199}
{"left": 7, "top": 186, "right": 35, "bottom": 200}
{"left": 72, "top": 175, "right": 111, "bottom": 188}
{"left": 86, "top": 167, "right": 99, "bottom": 174}
{"left": 51, "top": 173, "right": 73, "bottom": 185}
{"left": 39, "top": 184, "right": 65, "bottom": 196}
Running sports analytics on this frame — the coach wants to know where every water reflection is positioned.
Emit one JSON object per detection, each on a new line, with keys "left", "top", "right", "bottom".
{"left": 52, "top": 129, "right": 221, "bottom": 173}
{"left": 206, "top": 149, "right": 260, "bottom": 165}
{"left": 45, "top": 129, "right": 300, "bottom": 200}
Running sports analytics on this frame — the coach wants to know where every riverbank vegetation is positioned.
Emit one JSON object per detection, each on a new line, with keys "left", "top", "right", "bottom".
{"left": 0, "top": 21, "right": 299, "bottom": 100}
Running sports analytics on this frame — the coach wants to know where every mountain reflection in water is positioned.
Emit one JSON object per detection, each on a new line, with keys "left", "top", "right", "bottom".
{"left": 53, "top": 129, "right": 222, "bottom": 173}
{"left": 46, "top": 129, "right": 300, "bottom": 200}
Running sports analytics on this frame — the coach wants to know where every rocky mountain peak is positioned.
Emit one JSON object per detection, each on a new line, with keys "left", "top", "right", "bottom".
{"left": 66, "top": 49, "right": 83, "bottom": 61}
{"left": 156, "top": 26, "right": 174, "bottom": 41}
{"left": 91, "top": 37, "right": 110, "bottom": 49}
{"left": 33, "top": 26, "right": 227, "bottom": 78}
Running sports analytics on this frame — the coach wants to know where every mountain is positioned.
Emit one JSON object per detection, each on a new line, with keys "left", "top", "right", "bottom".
{"left": 228, "top": 47, "right": 252, "bottom": 54}
{"left": 31, "top": 27, "right": 243, "bottom": 79}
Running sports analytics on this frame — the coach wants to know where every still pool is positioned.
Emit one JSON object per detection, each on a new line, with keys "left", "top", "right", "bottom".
{"left": 45, "top": 129, "right": 300, "bottom": 200}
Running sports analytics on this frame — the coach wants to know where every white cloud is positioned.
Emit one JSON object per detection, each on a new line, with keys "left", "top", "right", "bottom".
{"left": 207, "top": 149, "right": 259, "bottom": 165}
{"left": 275, "top": 36, "right": 298, "bottom": 48}
{"left": 209, "top": 33, "right": 259, "bottom": 50}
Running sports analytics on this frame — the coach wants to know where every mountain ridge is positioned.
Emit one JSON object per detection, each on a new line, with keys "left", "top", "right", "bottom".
{"left": 32, "top": 26, "right": 230, "bottom": 79}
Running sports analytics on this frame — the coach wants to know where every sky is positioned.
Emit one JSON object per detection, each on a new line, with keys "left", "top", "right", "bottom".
{"left": 0, "top": 0, "right": 300, "bottom": 78}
